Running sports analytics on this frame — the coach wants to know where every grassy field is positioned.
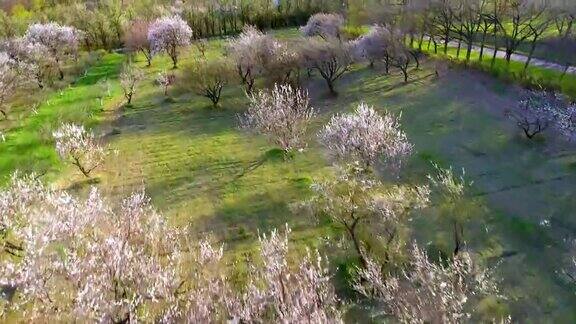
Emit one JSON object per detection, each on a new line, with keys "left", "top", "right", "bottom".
{"left": 0, "top": 53, "right": 125, "bottom": 184}
{"left": 2, "top": 28, "right": 576, "bottom": 321}
{"left": 417, "top": 39, "right": 576, "bottom": 99}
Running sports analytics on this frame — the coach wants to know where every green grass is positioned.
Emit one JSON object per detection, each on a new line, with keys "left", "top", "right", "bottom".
{"left": 3, "top": 28, "right": 576, "bottom": 321}
{"left": 0, "top": 53, "right": 125, "bottom": 183}
{"left": 418, "top": 39, "right": 576, "bottom": 99}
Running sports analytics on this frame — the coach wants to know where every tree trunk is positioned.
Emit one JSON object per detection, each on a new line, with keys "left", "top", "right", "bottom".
{"left": 453, "top": 221, "right": 462, "bottom": 256}
{"left": 560, "top": 65, "right": 569, "bottom": 82}
{"left": 345, "top": 225, "right": 367, "bottom": 268}
{"left": 491, "top": 32, "right": 499, "bottom": 68}
{"left": 479, "top": 29, "right": 487, "bottom": 62}
{"left": 456, "top": 38, "right": 462, "bottom": 59}
{"left": 505, "top": 48, "right": 513, "bottom": 63}
{"left": 171, "top": 55, "right": 178, "bottom": 69}
{"left": 326, "top": 79, "right": 337, "bottom": 95}
{"left": 465, "top": 41, "right": 473, "bottom": 64}
{"left": 418, "top": 33, "right": 425, "bottom": 51}
{"left": 523, "top": 35, "right": 538, "bottom": 73}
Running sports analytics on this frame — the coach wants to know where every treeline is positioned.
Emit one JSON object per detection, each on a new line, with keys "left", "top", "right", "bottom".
{"left": 346, "top": 0, "right": 575, "bottom": 74}
{"left": 0, "top": 0, "right": 341, "bottom": 50}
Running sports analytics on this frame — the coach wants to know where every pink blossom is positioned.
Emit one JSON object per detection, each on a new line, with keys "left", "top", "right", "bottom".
{"left": 148, "top": 16, "right": 192, "bottom": 68}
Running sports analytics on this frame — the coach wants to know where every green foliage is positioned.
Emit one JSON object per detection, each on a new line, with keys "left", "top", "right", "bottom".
{"left": 341, "top": 25, "right": 369, "bottom": 40}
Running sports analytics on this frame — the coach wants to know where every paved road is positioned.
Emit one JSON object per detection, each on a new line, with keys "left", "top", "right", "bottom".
{"left": 426, "top": 37, "right": 576, "bottom": 75}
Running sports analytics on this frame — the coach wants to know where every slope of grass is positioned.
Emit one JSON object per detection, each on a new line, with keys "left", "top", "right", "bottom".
{"left": 0, "top": 53, "right": 125, "bottom": 183}
{"left": 418, "top": 39, "right": 576, "bottom": 99}
{"left": 3, "top": 27, "right": 576, "bottom": 321}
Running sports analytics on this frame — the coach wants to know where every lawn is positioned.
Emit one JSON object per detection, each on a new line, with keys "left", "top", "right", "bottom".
{"left": 417, "top": 38, "right": 576, "bottom": 99}
{"left": 3, "top": 29, "right": 576, "bottom": 321}
{"left": 0, "top": 53, "right": 125, "bottom": 184}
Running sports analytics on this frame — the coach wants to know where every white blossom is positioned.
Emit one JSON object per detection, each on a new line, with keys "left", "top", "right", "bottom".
{"left": 148, "top": 15, "right": 192, "bottom": 68}
{"left": 25, "top": 22, "right": 82, "bottom": 79}
{"left": 300, "top": 13, "right": 344, "bottom": 39}
{"left": 352, "top": 25, "right": 393, "bottom": 66}
{"left": 354, "top": 243, "right": 499, "bottom": 324}
{"left": 0, "top": 177, "right": 341, "bottom": 322}
{"left": 227, "top": 25, "right": 279, "bottom": 93}
{"left": 240, "top": 84, "right": 315, "bottom": 153}
{"left": 318, "top": 102, "right": 413, "bottom": 171}
{"left": 52, "top": 123, "right": 106, "bottom": 177}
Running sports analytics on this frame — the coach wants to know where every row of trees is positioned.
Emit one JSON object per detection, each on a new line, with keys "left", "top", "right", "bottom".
{"left": 185, "top": 15, "right": 419, "bottom": 102}
{"left": 1, "top": 0, "right": 339, "bottom": 51}
{"left": 0, "top": 22, "right": 82, "bottom": 119}
{"left": 347, "top": 0, "right": 575, "bottom": 76}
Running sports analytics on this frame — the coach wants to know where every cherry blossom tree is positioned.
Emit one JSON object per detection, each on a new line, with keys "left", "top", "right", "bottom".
{"left": 0, "top": 51, "right": 32, "bottom": 119}
{"left": 507, "top": 90, "right": 576, "bottom": 140}
{"left": 119, "top": 63, "right": 144, "bottom": 105}
{"left": 1, "top": 37, "right": 51, "bottom": 89}
{"left": 226, "top": 226, "right": 341, "bottom": 322}
{"left": 0, "top": 175, "right": 341, "bottom": 322}
{"left": 262, "top": 40, "right": 302, "bottom": 87}
{"left": 354, "top": 243, "right": 500, "bottom": 324}
{"left": 148, "top": 15, "right": 192, "bottom": 69}
{"left": 52, "top": 123, "right": 106, "bottom": 178}
{"left": 227, "top": 25, "right": 278, "bottom": 94}
{"left": 300, "top": 37, "right": 353, "bottom": 95}
{"left": 300, "top": 13, "right": 344, "bottom": 39}
{"left": 0, "top": 177, "right": 184, "bottom": 321}
{"left": 353, "top": 25, "right": 393, "bottom": 68}
{"left": 318, "top": 103, "right": 413, "bottom": 171}
{"left": 305, "top": 165, "right": 430, "bottom": 267}
{"left": 24, "top": 22, "right": 82, "bottom": 80}
{"left": 240, "top": 84, "right": 315, "bottom": 153}
{"left": 157, "top": 71, "right": 176, "bottom": 97}
{"left": 124, "top": 19, "right": 153, "bottom": 67}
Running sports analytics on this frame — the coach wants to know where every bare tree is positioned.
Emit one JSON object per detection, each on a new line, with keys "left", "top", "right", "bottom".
{"left": 240, "top": 84, "right": 315, "bottom": 153}
{"left": 494, "top": 0, "right": 549, "bottom": 64}
{"left": 300, "top": 37, "right": 353, "bottom": 95}
{"left": 451, "top": 0, "right": 486, "bottom": 63}
{"left": 182, "top": 58, "right": 234, "bottom": 107}
{"left": 124, "top": 19, "right": 153, "bottom": 67}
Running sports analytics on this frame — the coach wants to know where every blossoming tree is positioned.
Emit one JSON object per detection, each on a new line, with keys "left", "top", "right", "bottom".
{"left": 318, "top": 103, "right": 413, "bottom": 171}
{"left": 0, "top": 174, "right": 341, "bottom": 322}
{"left": 24, "top": 22, "right": 82, "bottom": 80}
{"left": 52, "top": 123, "right": 106, "bottom": 177}
{"left": 240, "top": 84, "right": 315, "bottom": 153}
{"left": 300, "top": 13, "right": 344, "bottom": 39}
{"left": 148, "top": 15, "right": 192, "bottom": 68}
